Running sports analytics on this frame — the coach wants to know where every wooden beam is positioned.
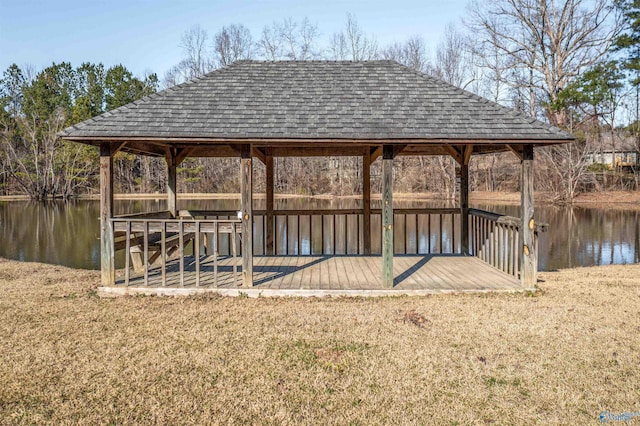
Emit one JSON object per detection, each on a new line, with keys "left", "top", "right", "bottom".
{"left": 174, "top": 147, "right": 193, "bottom": 166}
{"left": 445, "top": 145, "right": 463, "bottom": 165}
{"left": 363, "top": 149, "right": 371, "bottom": 255}
{"left": 265, "top": 148, "right": 274, "bottom": 255}
{"left": 520, "top": 144, "right": 536, "bottom": 288}
{"left": 460, "top": 145, "right": 473, "bottom": 255}
{"left": 460, "top": 161, "right": 470, "bottom": 255}
{"left": 270, "top": 146, "right": 369, "bottom": 157}
{"left": 241, "top": 144, "right": 253, "bottom": 287}
{"left": 99, "top": 142, "right": 115, "bottom": 286}
{"left": 382, "top": 144, "right": 394, "bottom": 288}
{"left": 370, "top": 146, "right": 383, "bottom": 162}
{"left": 253, "top": 147, "right": 266, "bottom": 164}
{"left": 507, "top": 144, "right": 524, "bottom": 160}
{"left": 393, "top": 144, "right": 408, "bottom": 158}
{"left": 463, "top": 144, "right": 474, "bottom": 166}
{"left": 111, "top": 141, "right": 127, "bottom": 155}
{"left": 188, "top": 145, "right": 243, "bottom": 158}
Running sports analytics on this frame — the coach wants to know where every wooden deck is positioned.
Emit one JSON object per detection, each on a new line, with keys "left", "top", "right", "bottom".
{"left": 102, "top": 255, "right": 525, "bottom": 297}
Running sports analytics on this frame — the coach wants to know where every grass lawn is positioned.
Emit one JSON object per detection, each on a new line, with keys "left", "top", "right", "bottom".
{"left": 0, "top": 258, "right": 638, "bottom": 424}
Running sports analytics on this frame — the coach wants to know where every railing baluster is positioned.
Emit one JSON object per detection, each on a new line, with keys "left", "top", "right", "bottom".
{"left": 321, "top": 214, "right": 325, "bottom": 255}
{"left": 195, "top": 221, "right": 200, "bottom": 287}
{"left": 357, "top": 214, "right": 361, "bottom": 255}
{"left": 125, "top": 221, "right": 130, "bottom": 286}
{"left": 439, "top": 214, "right": 443, "bottom": 254}
{"left": 451, "top": 213, "right": 455, "bottom": 254}
{"left": 161, "top": 222, "right": 166, "bottom": 286}
{"left": 427, "top": 214, "right": 431, "bottom": 254}
{"left": 415, "top": 213, "right": 419, "bottom": 254}
{"left": 332, "top": 214, "right": 337, "bottom": 254}
{"left": 297, "top": 215, "right": 301, "bottom": 255}
{"left": 344, "top": 214, "right": 348, "bottom": 255}
{"left": 179, "top": 220, "right": 184, "bottom": 287}
{"left": 143, "top": 221, "right": 149, "bottom": 286}
{"left": 309, "top": 215, "right": 312, "bottom": 255}
{"left": 214, "top": 222, "right": 218, "bottom": 287}
{"left": 403, "top": 214, "right": 408, "bottom": 255}
{"left": 232, "top": 222, "right": 238, "bottom": 286}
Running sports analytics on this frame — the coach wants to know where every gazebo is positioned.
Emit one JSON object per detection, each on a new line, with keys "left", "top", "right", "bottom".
{"left": 59, "top": 60, "right": 573, "bottom": 296}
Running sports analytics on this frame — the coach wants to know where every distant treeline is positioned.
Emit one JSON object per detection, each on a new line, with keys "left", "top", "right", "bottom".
{"left": 2, "top": 1, "right": 640, "bottom": 202}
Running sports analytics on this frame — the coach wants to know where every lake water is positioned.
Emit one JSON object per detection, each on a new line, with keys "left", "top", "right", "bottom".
{"left": 0, "top": 198, "right": 638, "bottom": 271}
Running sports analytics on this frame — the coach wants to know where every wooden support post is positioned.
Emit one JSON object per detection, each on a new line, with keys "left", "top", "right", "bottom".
{"left": 167, "top": 148, "right": 177, "bottom": 218}
{"left": 460, "top": 162, "right": 469, "bottom": 254}
{"left": 266, "top": 148, "right": 274, "bottom": 255}
{"left": 241, "top": 145, "right": 253, "bottom": 287}
{"left": 363, "top": 149, "right": 371, "bottom": 255}
{"left": 460, "top": 145, "right": 472, "bottom": 255}
{"left": 382, "top": 145, "right": 394, "bottom": 288}
{"left": 520, "top": 144, "right": 536, "bottom": 288}
{"left": 99, "top": 142, "right": 115, "bottom": 286}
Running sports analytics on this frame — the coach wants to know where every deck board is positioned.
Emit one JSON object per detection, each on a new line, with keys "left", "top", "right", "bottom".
{"left": 114, "top": 254, "right": 522, "bottom": 295}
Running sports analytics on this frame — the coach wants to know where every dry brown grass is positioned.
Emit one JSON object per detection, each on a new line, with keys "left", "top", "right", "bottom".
{"left": 0, "top": 258, "right": 639, "bottom": 425}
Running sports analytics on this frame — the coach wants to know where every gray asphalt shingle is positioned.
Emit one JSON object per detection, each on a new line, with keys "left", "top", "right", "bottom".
{"left": 59, "top": 60, "right": 573, "bottom": 142}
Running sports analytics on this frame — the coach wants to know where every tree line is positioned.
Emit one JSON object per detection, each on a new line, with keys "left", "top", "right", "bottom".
{"left": 2, "top": 0, "right": 640, "bottom": 202}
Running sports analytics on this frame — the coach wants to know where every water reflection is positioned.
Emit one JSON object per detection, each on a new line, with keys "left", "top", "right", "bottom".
{"left": 0, "top": 198, "right": 637, "bottom": 271}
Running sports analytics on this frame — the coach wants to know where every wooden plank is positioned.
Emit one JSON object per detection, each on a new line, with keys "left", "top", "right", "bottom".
{"left": 241, "top": 145, "right": 253, "bottom": 287}
{"left": 99, "top": 143, "right": 115, "bottom": 287}
{"left": 382, "top": 145, "right": 394, "bottom": 288}
{"left": 520, "top": 144, "right": 536, "bottom": 287}
{"left": 363, "top": 151, "right": 372, "bottom": 255}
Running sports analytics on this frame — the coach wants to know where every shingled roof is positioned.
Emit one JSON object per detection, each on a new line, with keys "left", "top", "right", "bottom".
{"left": 59, "top": 60, "right": 573, "bottom": 150}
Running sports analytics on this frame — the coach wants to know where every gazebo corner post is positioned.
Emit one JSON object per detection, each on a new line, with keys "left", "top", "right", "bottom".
{"left": 382, "top": 145, "right": 394, "bottom": 288}
{"left": 99, "top": 142, "right": 115, "bottom": 286}
{"left": 265, "top": 148, "right": 274, "bottom": 255}
{"left": 460, "top": 145, "right": 473, "bottom": 255}
{"left": 363, "top": 149, "right": 371, "bottom": 255}
{"left": 166, "top": 148, "right": 178, "bottom": 218}
{"left": 241, "top": 145, "right": 254, "bottom": 287}
{"left": 520, "top": 144, "right": 536, "bottom": 288}
{"left": 460, "top": 162, "right": 469, "bottom": 255}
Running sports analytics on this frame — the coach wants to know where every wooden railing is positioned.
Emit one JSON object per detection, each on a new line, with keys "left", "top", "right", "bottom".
{"left": 112, "top": 215, "right": 241, "bottom": 287}
{"left": 110, "top": 208, "right": 535, "bottom": 285}
{"left": 182, "top": 208, "right": 460, "bottom": 255}
{"left": 469, "top": 208, "right": 546, "bottom": 277}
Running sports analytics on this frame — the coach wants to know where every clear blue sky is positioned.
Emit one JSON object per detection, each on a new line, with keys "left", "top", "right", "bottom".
{"left": 0, "top": 0, "right": 469, "bottom": 78}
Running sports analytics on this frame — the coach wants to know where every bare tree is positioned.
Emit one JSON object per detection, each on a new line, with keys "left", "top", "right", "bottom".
{"left": 381, "top": 36, "right": 430, "bottom": 72}
{"left": 257, "top": 18, "right": 321, "bottom": 60}
{"left": 163, "top": 25, "right": 213, "bottom": 87}
{"left": 432, "top": 24, "right": 475, "bottom": 89}
{"left": 257, "top": 24, "right": 282, "bottom": 60}
{"left": 329, "top": 13, "right": 378, "bottom": 60}
{"left": 467, "top": 0, "right": 622, "bottom": 125}
{"left": 214, "top": 24, "right": 254, "bottom": 67}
